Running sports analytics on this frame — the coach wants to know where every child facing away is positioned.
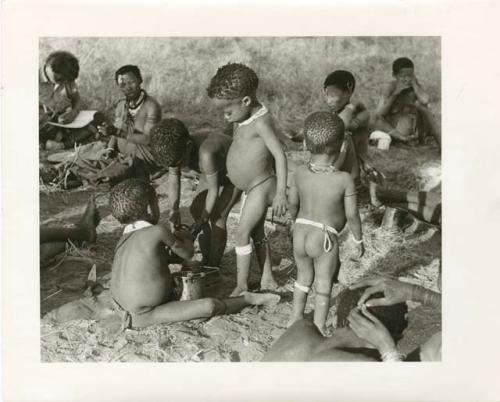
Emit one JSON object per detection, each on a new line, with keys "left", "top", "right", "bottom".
{"left": 149, "top": 118, "right": 242, "bottom": 268}
{"left": 109, "top": 178, "right": 280, "bottom": 330}
{"left": 288, "top": 112, "right": 364, "bottom": 334}
{"left": 206, "top": 63, "right": 288, "bottom": 297}
{"left": 373, "top": 57, "right": 441, "bottom": 149}
{"left": 39, "top": 51, "right": 94, "bottom": 149}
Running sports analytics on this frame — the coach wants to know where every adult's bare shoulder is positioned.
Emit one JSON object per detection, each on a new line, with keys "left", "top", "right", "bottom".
{"left": 144, "top": 95, "right": 161, "bottom": 112}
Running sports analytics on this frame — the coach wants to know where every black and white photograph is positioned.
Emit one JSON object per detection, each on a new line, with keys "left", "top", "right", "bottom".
{"left": 38, "top": 36, "right": 442, "bottom": 363}
{"left": 2, "top": 1, "right": 500, "bottom": 401}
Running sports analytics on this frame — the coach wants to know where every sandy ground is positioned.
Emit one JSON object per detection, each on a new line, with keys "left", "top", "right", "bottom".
{"left": 40, "top": 142, "right": 441, "bottom": 362}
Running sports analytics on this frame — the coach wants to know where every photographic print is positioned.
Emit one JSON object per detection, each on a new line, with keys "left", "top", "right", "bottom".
{"left": 38, "top": 36, "right": 442, "bottom": 363}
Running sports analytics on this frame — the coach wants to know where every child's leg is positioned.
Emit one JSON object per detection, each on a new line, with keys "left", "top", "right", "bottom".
{"left": 40, "top": 195, "right": 100, "bottom": 244}
{"left": 207, "top": 184, "right": 241, "bottom": 267}
{"left": 251, "top": 219, "right": 278, "bottom": 290}
{"left": 130, "top": 292, "right": 280, "bottom": 327}
{"left": 313, "top": 244, "right": 340, "bottom": 334}
{"left": 289, "top": 230, "right": 314, "bottom": 326}
{"left": 231, "top": 179, "right": 274, "bottom": 297}
{"left": 189, "top": 190, "right": 212, "bottom": 265}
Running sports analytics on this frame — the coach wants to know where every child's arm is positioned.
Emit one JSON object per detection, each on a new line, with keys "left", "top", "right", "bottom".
{"left": 287, "top": 173, "right": 300, "bottom": 221}
{"left": 411, "top": 77, "right": 430, "bottom": 106}
{"left": 155, "top": 225, "right": 194, "bottom": 261}
{"left": 343, "top": 174, "right": 364, "bottom": 258}
{"left": 375, "top": 81, "right": 406, "bottom": 118}
{"left": 57, "top": 82, "right": 81, "bottom": 124}
{"left": 167, "top": 167, "right": 182, "bottom": 229}
{"left": 256, "top": 117, "right": 288, "bottom": 216}
{"left": 348, "top": 104, "right": 370, "bottom": 131}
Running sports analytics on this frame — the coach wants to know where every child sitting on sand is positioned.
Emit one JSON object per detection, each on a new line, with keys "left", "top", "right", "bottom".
{"left": 39, "top": 51, "right": 94, "bottom": 149}
{"left": 207, "top": 63, "right": 288, "bottom": 297}
{"left": 149, "top": 118, "right": 242, "bottom": 268}
{"left": 323, "top": 70, "right": 371, "bottom": 181}
{"left": 109, "top": 178, "right": 280, "bottom": 330}
{"left": 373, "top": 57, "right": 441, "bottom": 149}
{"left": 288, "top": 112, "right": 364, "bottom": 334}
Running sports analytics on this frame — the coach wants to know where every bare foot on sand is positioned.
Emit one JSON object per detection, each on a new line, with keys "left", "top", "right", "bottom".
{"left": 77, "top": 195, "right": 101, "bottom": 243}
{"left": 230, "top": 286, "right": 249, "bottom": 297}
{"left": 241, "top": 291, "right": 281, "bottom": 306}
{"left": 260, "top": 275, "right": 279, "bottom": 292}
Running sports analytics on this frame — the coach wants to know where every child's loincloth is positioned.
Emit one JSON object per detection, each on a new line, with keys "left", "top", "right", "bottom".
{"left": 295, "top": 218, "right": 340, "bottom": 253}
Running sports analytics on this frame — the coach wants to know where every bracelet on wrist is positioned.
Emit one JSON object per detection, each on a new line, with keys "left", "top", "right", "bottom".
{"left": 381, "top": 349, "right": 405, "bottom": 362}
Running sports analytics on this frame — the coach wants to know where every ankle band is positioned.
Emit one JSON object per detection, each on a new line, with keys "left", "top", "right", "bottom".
{"left": 294, "top": 282, "right": 310, "bottom": 294}
{"left": 235, "top": 244, "right": 252, "bottom": 255}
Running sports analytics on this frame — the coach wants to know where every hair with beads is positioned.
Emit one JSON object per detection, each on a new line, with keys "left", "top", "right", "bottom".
{"left": 207, "top": 62, "right": 259, "bottom": 99}
{"left": 304, "top": 111, "right": 345, "bottom": 155}
{"left": 109, "top": 179, "right": 155, "bottom": 224}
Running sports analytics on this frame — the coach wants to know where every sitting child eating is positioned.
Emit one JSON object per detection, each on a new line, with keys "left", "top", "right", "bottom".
{"left": 287, "top": 112, "right": 364, "bottom": 334}
{"left": 109, "top": 178, "right": 280, "bottom": 330}
{"left": 207, "top": 62, "right": 288, "bottom": 297}
{"left": 149, "top": 118, "right": 242, "bottom": 268}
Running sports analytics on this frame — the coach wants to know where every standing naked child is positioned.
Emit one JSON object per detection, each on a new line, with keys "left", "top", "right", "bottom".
{"left": 207, "top": 63, "right": 288, "bottom": 297}
{"left": 149, "top": 118, "right": 242, "bottom": 267}
{"left": 109, "top": 179, "right": 280, "bottom": 330}
{"left": 374, "top": 57, "right": 441, "bottom": 149}
{"left": 288, "top": 112, "right": 364, "bottom": 333}
{"left": 39, "top": 51, "right": 94, "bottom": 149}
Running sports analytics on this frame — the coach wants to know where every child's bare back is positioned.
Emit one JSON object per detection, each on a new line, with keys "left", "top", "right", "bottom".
{"left": 111, "top": 224, "right": 175, "bottom": 314}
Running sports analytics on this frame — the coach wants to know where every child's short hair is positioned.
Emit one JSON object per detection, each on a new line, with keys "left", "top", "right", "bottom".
{"left": 323, "top": 70, "right": 356, "bottom": 93}
{"left": 115, "top": 65, "right": 143, "bottom": 84}
{"left": 207, "top": 62, "right": 259, "bottom": 99}
{"left": 109, "top": 179, "right": 155, "bottom": 224}
{"left": 149, "top": 118, "right": 191, "bottom": 167}
{"left": 45, "top": 51, "right": 80, "bottom": 82}
{"left": 392, "top": 57, "right": 414, "bottom": 75}
{"left": 304, "top": 111, "right": 345, "bottom": 155}
{"left": 336, "top": 287, "right": 408, "bottom": 342}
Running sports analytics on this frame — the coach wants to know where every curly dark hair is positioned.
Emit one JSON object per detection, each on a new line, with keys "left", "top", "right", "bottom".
{"left": 324, "top": 70, "right": 356, "bottom": 93}
{"left": 392, "top": 57, "right": 414, "bottom": 75}
{"left": 206, "top": 62, "right": 259, "bottom": 99}
{"left": 149, "top": 118, "right": 191, "bottom": 167}
{"left": 114, "top": 65, "right": 143, "bottom": 84}
{"left": 45, "top": 51, "right": 80, "bottom": 82}
{"left": 109, "top": 179, "right": 155, "bottom": 224}
{"left": 304, "top": 111, "right": 345, "bottom": 155}
{"left": 336, "top": 286, "right": 408, "bottom": 343}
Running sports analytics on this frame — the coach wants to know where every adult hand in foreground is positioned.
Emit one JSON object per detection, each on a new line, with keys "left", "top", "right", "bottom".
{"left": 350, "top": 276, "right": 413, "bottom": 307}
{"left": 347, "top": 305, "right": 396, "bottom": 355}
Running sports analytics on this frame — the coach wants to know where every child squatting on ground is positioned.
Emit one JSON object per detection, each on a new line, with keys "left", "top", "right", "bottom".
{"left": 39, "top": 51, "right": 94, "bottom": 149}
{"left": 207, "top": 63, "right": 288, "bottom": 297}
{"left": 374, "top": 57, "right": 441, "bottom": 149}
{"left": 287, "top": 112, "right": 364, "bottom": 334}
{"left": 149, "top": 118, "right": 242, "bottom": 268}
{"left": 109, "top": 179, "right": 280, "bottom": 330}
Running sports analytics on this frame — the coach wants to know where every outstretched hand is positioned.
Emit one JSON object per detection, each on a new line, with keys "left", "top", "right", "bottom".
{"left": 347, "top": 305, "right": 396, "bottom": 355}
{"left": 350, "top": 276, "right": 413, "bottom": 307}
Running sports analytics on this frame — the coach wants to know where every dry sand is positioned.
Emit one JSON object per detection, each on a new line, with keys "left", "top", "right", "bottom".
{"left": 40, "top": 142, "right": 441, "bottom": 362}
